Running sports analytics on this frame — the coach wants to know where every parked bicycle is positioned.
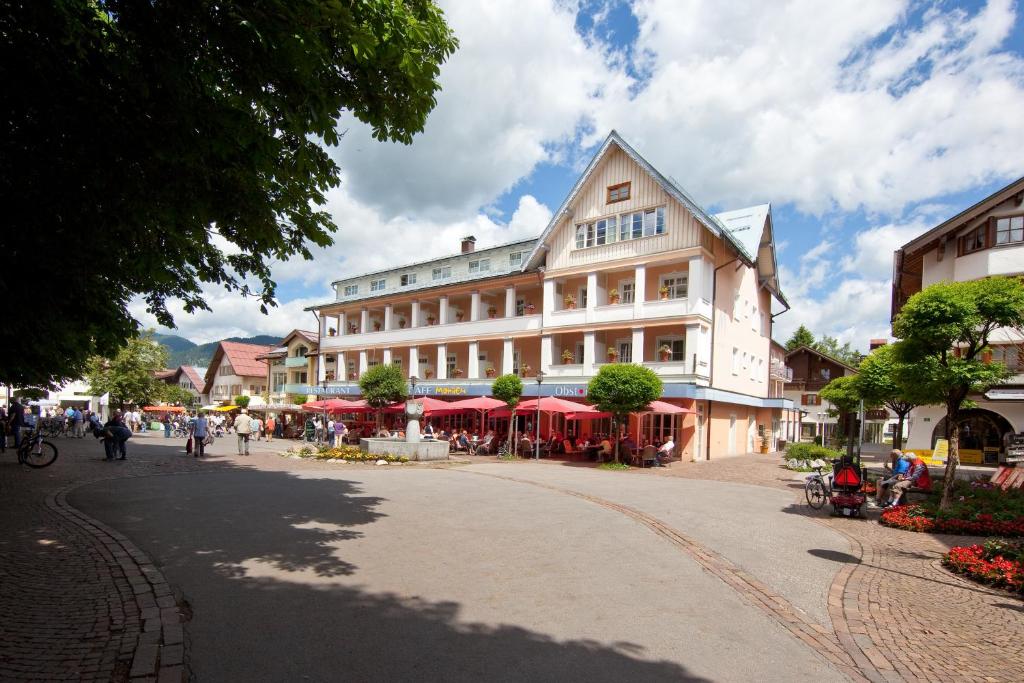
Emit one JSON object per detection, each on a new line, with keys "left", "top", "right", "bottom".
{"left": 16, "top": 428, "right": 59, "bottom": 468}
{"left": 804, "top": 459, "right": 831, "bottom": 509}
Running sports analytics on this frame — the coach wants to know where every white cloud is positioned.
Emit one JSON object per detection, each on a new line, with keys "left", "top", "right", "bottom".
{"left": 331, "top": 0, "right": 627, "bottom": 220}
{"left": 840, "top": 221, "right": 927, "bottom": 280}
{"left": 588, "top": 0, "right": 1024, "bottom": 214}
{"left": 774, "top": 278, "right": 894, "bottom": 351}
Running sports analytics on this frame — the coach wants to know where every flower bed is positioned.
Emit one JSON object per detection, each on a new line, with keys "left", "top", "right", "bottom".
{"left": 879, "top": 479, "right": 1024, "bottom": 537}
{"left": 943, "top": 539, "right": 1024, "bottom": 594}
{"left": 291, "top": 444, "right": 409, "bottom": 463}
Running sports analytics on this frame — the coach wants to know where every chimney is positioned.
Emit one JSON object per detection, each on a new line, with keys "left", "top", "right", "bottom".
{"left": 461, "top": 235, "right": 476, "bottom": 254}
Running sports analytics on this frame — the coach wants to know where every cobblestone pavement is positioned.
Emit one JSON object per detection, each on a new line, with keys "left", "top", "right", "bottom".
{"left": 654, "top": 454, "right": 1024, "bottom": 683}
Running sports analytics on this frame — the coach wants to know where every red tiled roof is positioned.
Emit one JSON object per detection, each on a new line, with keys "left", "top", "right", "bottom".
{"left": 154, "top": 369, "right": 176, "bottom": 380}
{"left": 205, "top": 341, "right": 274, "bottom": 386}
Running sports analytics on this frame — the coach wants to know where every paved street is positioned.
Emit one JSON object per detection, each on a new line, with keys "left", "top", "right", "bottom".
{"left": 2, "top": 434, "right": 1022, "bottom": 682}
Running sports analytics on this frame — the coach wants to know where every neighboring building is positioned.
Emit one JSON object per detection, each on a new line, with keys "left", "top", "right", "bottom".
{"left": 157, "top": 365, "right": 207, "bottom": 405}
{"left": 892, "top": 176, "right": 1024, "bottom": 464}
{"left": 202, "top": 341, "right": 273, "bottom": 405}
{"left": 302, "top": 131, "right": 797, "bottom": 459}
{"left": 783, "top": 346, "right": 858, "bottom": 443}
{"left": 261, "top": 330, "right": 318, "bottom": 404}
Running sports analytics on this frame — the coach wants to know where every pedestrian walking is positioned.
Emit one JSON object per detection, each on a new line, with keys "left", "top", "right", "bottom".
{"left": 333, "top": 419, "right": 348, "bottom": 447}
{"left": 192, "top": 412, "right": 209, "bottom": 458}
{"left": 72, "top": 407, "right": 84, "bottom": 437}
{"left": 103, "top": 410, "right": 132, "bottom": 460}
{"left": 265, "top": 415, "right": 275, "bottom": 443}
{"left": 8, "top": 399, "right": 25, "bottom": 449}
{"left": 235, "top": 409, "right": 253, "bottom": 455}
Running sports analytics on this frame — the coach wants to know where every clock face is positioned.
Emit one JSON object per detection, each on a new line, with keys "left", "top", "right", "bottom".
{"left": 406, "top": 401, "right": 424, "bottom": 417}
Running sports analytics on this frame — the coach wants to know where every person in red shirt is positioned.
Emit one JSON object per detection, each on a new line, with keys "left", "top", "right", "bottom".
{"left": 884, "top": 454, "right": 932, "bottom": 507}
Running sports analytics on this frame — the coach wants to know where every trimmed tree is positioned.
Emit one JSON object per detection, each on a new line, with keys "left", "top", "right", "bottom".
{"left": 86, "top": 332, "right": 169, "bottom": 409}
{"left": 492, "top": 374, "right": 524, "bottom": 453}
{"left": 234, "top": 395, "right": 251, "bottom": 409}
{"left": 893, "top": 277, "right": 1024, "bottom": 509}
{"left": 587, "top": 364, "right": 663, "bottom": 463}
{"left": 855, "top": 345, "right": 929, "bottom": 451}
{"left": 819, "top": 375, "right": 861, "bottom": 456}
{"left": 1, "top": 1, "right": 458, "bottom": 388}
{"left": 359, "top": 364, "right": 407, "bottom": 431}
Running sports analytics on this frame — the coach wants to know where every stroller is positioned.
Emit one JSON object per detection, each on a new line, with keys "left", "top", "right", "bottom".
{"left": 830, "top": 455, "right": 867, "bottom": 517}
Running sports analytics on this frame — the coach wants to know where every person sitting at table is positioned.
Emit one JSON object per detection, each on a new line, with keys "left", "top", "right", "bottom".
{"left": 377, "top": 426, "right": 391, "bottom": 438}
{"left": 518, "top": 432, "right": 533, "bottom": 456}
{"left": 622, "top": 434, "right": 637, "bottom": 452}
{"left": 476, "top": 430, "right": 495, "bottom": 455}
{"left": 599, "top": 436, "right": 613, "bottom": 460}
{"left": 454, "top": 430, "right": 472, "bottom": 453}
{"left": 655, "top": 438, "right": 674, "bottom": 467}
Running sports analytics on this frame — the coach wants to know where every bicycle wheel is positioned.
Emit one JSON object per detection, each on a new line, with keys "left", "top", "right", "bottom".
{"left": 805, "top": 478, "right": 827, "bottom": 509}
{"left": 21, "top": 440, "right": 58, "bottom": 468}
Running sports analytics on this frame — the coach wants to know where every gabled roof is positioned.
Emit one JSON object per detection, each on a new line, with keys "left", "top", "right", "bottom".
{"left": 175, "top": 366, "right": 207, "bottom": 395}
{"left": 899, "top": 176, "right": 1024, "bottom": 255}
{"left": 520, "top": 130, "right": 787, "bottom": 306}
{"left": 280, "top": 329, "right": 318, "bottom": 347}
{"left": 784, "top": 345, "right": 859, "bottom": 374}
{"left": 203, "top": 341, "right": 274, "bottom": 387}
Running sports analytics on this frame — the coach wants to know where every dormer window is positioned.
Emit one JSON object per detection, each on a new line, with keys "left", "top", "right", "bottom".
{"left": 343, "top": 284, "right": 358, "bottom": 296}
{"left": 400, "top": 273, "right": 417, "bottom": 286}
{"left": 607, "top": 182, "right": 631, "bottom": 203}
{"left": 469, "top": 258, "right": 490, "bottom": 273}
{"left": 370, "top": 278, "right": 386, "bottom": 292}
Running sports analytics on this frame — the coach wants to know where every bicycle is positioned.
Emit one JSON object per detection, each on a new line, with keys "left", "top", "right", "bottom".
{"left": 804, "top": 459, "right": 831, "bottom": 509}
{"left": 17, "top": 428, "right": 59, "bottom": 468}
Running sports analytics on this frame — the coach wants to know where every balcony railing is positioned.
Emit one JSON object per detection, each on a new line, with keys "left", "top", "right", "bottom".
{"left": 320, "top": 314, "right": 542, "bottom": 350}
{"left": 284, "top": 356, "right": 308, "bottom": 368}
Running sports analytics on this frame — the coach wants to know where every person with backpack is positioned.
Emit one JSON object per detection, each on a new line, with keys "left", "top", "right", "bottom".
{"left": 234, "top": 409, "right": 253, "bottom": 455}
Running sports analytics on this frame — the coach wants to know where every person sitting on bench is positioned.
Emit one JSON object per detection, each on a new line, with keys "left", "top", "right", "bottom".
{"left": 877, "top": 449, "right": 910, "bottom": 505}
{"left": 883, "top": 453, "right": 932, "bottom": 508}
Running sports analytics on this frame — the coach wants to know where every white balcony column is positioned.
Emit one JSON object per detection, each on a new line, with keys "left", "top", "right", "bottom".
{"left": 583, "top": 331, "right": 596, "bottom": 372}
{"left": 358, "top": 350, "right": 368, "bottom": 376}
{"left": 318, "top": 314, "right": 328, "bottom": 337}
{"left": 408, "top": 347, "right": 419, "bottom": 377}
{"left": 633, "top": 264, "right": 647, "bottom": 316}
{"left": 468, "top": 341, "right": 480, "bottom": 379}
{"left": 631, "top": 327, "right": 645, "bottom": 364}
{"left": 543, "top": 279, "right": 556, "bottom": 321}
{"left": 439, "top": 295, "right": 449, "bottom": 325}
{"left": 586, "top": 271, "right": 598, "bottom": 312}
{"left": 339, "top": 312, "right": 348, "bottom": 335}
{"left": 505, "top": 285, "right": 516, "bottom": 317}
{"left": 436, "top": 344, "right": 448, "bottom": 380}
{"left": 470, "top": 290, "right": 481, "bottom": 321}
{"left": 411, "top": 300, "right": 420, "bottom": 328}
{"left": 502, "top": 338, "right": 514, "bottom": 375}
{"left": 540, "top": 335, "right": 553, "bottom": 374}
{"left": 382, "top": 348, "right": 392, "bottom": 366}
{"left": 317, "top": 353, "right": 327, "bottom": 382}
{"left": 336, "top": 352, "right": 346, "bottom": 380}
{"left": 360, "top": 309, "right": 369, "bottom": 334}
{"left": 384, "top": 304, "right": 394, "bottom": 331}
{"left": 685, "top": 324, "right": 703, "bottom": 374}
{"left": 687, "top": 257, "right": 703, "bottom": 313}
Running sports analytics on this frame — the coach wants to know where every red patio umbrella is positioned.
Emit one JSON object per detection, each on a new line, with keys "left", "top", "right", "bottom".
{"left": 641, "top": 401, "right": 695, "bottom": 415}
{"left": 516, "top": 397, "right": 611, "bottom": 419}
{"left": 385, "top": 396, "right": 461, "bottom": 416}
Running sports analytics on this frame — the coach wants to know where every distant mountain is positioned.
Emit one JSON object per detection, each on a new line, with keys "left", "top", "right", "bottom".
{"left": 154, "top": 333, "right": 280, "bottom": 369}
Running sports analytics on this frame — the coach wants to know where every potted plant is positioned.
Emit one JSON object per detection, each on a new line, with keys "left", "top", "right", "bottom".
{"left": 564, "top": 294, "right": 576, "bottom": 310}
{"left": 456, "top": 311, "right": 464, "bottom": 322}
{"left": 373, "top": 321, "right": 382, "bottom": 331}
{"left": 328, "top": 327, "right": 337, "bottom": 337}
{"left": 607, "top": 347, "right": 619, "bottom": 363}
{"left": 608, "top": 288, "right": 620, "bottom": 305}
{"left": 658, "top": 285, "right": 670, "bottom": 301}
{"left": 488, "top": 306, "right": 497, "bottom": 319}
{"left": 398, "top": 318, "right": 406, "bottom": 329}
{"left": 453, "top": 368, "right": 464, "bottom": 377}
{"left": 520, "top": 364, "right": 533, "bottom": 377}
{"left": 424, "top": 369, "right": 434, "bottom": 379}
{"left": 561, "top": 349, "right": 575, "bottom": 364}
{"left": 658, "top": 344, "right": 673, "bottom": 362}
{"left": 348, "top": 371, "right": 357, "bottom": 380}
{"left": 427, "top": 315, "right": 436, "bottom": 326}
{"left": 485, "top": 367, "right": 496, "bottom": 377}
{"left": 525, "top": 302, "right": 536, "bottom": 314}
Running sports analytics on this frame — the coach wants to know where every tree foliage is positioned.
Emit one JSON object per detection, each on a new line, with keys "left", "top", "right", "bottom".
{"left": 491, "top": 374, "right": 524, "bottom": 409}
{"left": 0, "top": 1, "right": 458, "bottom": 388}
{"left": 893, "top": 277, "right": 1024, "bottom": 508}
{"left": 359, "top": 364, "right": 407, "bottom": 409}
{"left": 785, "top": 325, "right": 816, "bottom": 351}
{"left": 86, "top": 332, "right": 170, "bottom": 408}
{"left": 784, "top": 325, "right": 863, "bottom": 364}
{"left": 819, "top": 375, "right": 861, "bottom": 455}
{"left": 234, "top": 394, "right": 251, "bottom": 409}
{"left": 587, "top": 364, "right": 663, "bottom": 463}
{"left": 855, "top": 344, "right": 930, "bottom": 450}
{"left": 162, "top": 384, "right": 198, "bottom": 408}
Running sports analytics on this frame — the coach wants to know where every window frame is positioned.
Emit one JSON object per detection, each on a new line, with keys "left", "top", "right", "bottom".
{"left": 432, "top": 266, "right": 451, "bottom": 281}
{"left": 659, "top": 272, "right": 689, "bottom": 300}
{"left": 607, "top": 181, "right": 631, "bottom": 204}
{"left": 995, "top": 215, "right": 1024, "bottom": 246}
{"left": 572, "top": 206, "right": 665, "bottom": 251}
{"left": 656, "top": 336, "right": 686, "bottom": 363}
{"left": 619, "top": 280, "right": 635, "bottom": 304}
{"left": 400, "top": 273, "right": 417, "bottom": 287}
{"left": 468, "top": 258, "right": 490, "bottom": 274}
{"left": 370, "top": 278, "right": 386, "bottom": 292}
{"left": 508, "top": 251, "right": 523, "bottom": 267}
{"left": 958, "top": 224, "right": 987, "bottom": 255}
{"left": 343, "top": 284, "right": 359, "bottom": 296}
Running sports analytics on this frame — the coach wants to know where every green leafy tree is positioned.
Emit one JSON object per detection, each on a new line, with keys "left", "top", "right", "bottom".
{"left": 785, "top": 325, "right": 816, "bottom": 351}
{"left": 1, "top": 1, "right": 458, "bottom": 388}
{"left": 815, "top": 335, "right": 865, "bottom": 366}
{"left": 286, "top": 393, "right": 310, "bottom": 407}
{"left": 234, "top": 394, "right": 251, "bottom": 409}
{"left": 893, "top": 277, "right": 1024, "bottom": 508}
{"left": 819, "top": 375, "right": 862, "bottom": 456}
{"left": 86, "top": 333, "right": 170, "bottom": 409}
{"left": 162, "top": 384, "right": 197, "bottom": 408}
{"left": 359, "top": 364, "right": 407, "bottom": 430}
{"left": 855, "top": 345, "right": 930, "bottom": 450}
{"left": 492, "top": 374, "right": 524, "bottom": 452}
{"left": 587, "top": 365, "right": 663, "bottom": 463}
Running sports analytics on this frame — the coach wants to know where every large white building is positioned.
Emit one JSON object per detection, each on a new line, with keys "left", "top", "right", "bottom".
{"left": 299, "top": 131, "right": 799, "bottom": 459}
{"left": 893, "top": 176, "right": 1024, "bottom": 465}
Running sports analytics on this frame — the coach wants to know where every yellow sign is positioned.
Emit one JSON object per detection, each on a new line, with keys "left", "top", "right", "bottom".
{"left": 434, "top": 386, "right": 467, "bottom": 396}
{"left": 932, "top": 438, "right": 948, "bottom": 462}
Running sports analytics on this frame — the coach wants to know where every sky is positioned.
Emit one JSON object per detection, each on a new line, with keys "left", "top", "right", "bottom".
{"left": 133, "top": 0, "right": 1024, "bottom": 349}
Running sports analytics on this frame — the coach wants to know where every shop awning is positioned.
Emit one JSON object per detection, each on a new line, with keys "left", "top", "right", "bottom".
{"left": 301, "top": 399, "right": 372, "bottom": 413}
{"left": 639, "top": 401, "right": 695, "bottom": 415}
{"left": 143, "top": 405, "right": 185, "bottom": 413}
{"left": 516, "top": 397, "right": 612, "bottom": 420}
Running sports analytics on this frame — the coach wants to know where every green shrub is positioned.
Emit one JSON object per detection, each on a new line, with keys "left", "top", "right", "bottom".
{"left": 292, "top": 444, "right": 410, "bottom": 463}
{"left": 785, "top": 443, "right": 843, "bottom": 461}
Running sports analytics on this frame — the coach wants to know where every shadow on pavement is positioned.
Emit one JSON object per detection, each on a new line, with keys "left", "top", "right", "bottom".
{"left": 807, "top": 548, "right": 861, "bottom": 564}
{"left": 68, "top": 463, "right": 711, "bottom": 681}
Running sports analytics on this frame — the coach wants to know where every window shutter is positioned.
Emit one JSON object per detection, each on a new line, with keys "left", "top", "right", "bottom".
{"left": 987, "top": 216, "right": 997, "bottom": 248}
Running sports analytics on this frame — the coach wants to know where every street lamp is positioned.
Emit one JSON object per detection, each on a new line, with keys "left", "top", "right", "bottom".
{"left": 410, "top": 375, "right": 418, "bottom": 400}
{"left": 534, "top": 370, "right": 545, "bottom": 460}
